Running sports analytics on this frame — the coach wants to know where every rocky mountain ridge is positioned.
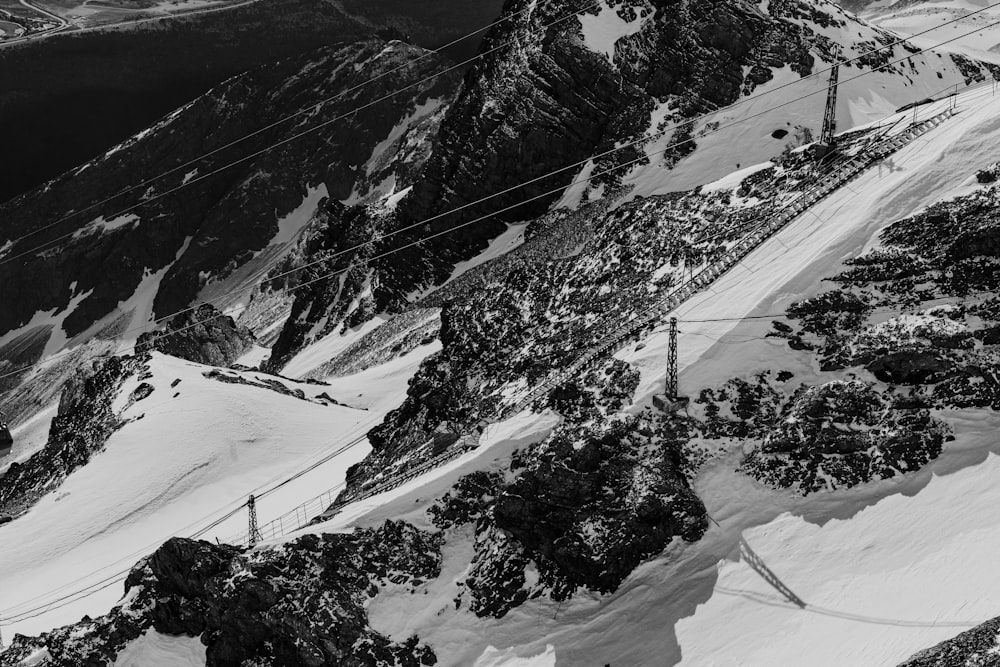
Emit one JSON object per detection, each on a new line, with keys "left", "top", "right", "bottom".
{"left": 264, "top": 0, "right": 998, "bottom": 368}
{"left": 0, "top": 38, "right": 460, "bottom": 403}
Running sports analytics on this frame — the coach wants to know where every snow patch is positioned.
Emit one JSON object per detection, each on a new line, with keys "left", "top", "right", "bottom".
{"left": 114, "top": 628, "right": 206, "bottom": 667}
{"left": 701, "top": 161, "right": 774, "bottom": 193}
{"left": 410, "top": 223, "right": 527, "bottom": 301}
{"left": 270, "top": 184, "right": 327, "bottom": 247}
{"left": 0, "top": 352, "right": 376, "bottom": 638}
{"left": 578, "top": 0, "right": 652, "bottom": 62}
{"left": 72, "top": 214, "right": 140, "bottom": 240}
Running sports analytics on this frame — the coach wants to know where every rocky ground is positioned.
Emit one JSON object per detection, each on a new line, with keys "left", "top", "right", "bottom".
{"left": 0, "top": 523, "right": 442, "bottom": 667}
{"left": 338, "top": 135, "right": 856, "bottom": 498}
{"left": 728, "top": 173, "right": 1000, "bottom": 493}
{"left": 6, "top": 1, "right": 1000, "bottom": 663}
{"left": 265, "top": 0, "right": 998, "bottom": 369}
{"left": 898, "top": 615, "right": 1000, "bottom": 666}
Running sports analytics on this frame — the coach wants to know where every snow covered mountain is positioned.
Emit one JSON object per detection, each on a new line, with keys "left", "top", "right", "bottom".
{"left": 3, "top": 0, "right": 1000, "bottom": 665}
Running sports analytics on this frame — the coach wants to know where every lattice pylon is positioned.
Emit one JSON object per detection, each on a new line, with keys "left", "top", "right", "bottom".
{"left": 667, "top": 317, "right": 678, "bottom": 399}
{"left": 820, "top": 48, "right": 840, "bottom": 147}
{"left": 248, "top": 494, "right": 263, "bottom": 546}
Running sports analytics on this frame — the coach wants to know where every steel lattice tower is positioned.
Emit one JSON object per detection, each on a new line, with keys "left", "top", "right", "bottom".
{"left": 667, "top": 317, "right": 678, "bottom": 398}
{"left": 248, "top": 494, "right": 263, "bottom": 546}
{"left": 820, "top": 52, "right": 840, "bottom": 147}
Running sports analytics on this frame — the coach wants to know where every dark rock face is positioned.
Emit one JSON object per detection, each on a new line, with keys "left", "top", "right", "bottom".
{"left": 263, "top": 201, "right": 382, "bottom": 371}
{"left": 427, "top": 412, "right": 707, "bottom": 619}
{"left": 866, "top": 349, "right": 954, "bottom": 384}
{"left": 0, "top": 0, "right": 509, "bottom": 206}
{"left": 0, "top": 39, "right": 460, "bottom": 356}
{"left": 898, "top": 615, "right": 1000, "bottom": 666}
{"left": 739, "top": 380, "right": 951, "bottom": 493}
{"left": 691, "top": 373, "right": 952, "bottom": 494}
{"left": 136, "top": 303, "right": 255, "bottom": 366}
{"left": 1, "top": 522, "right": 442, "bottom": 667}
{"left": 0, "top": 354, "right": 144, "bottom": 519}
{"left": 491, "top": 418, "right": 706, "bottom": 594}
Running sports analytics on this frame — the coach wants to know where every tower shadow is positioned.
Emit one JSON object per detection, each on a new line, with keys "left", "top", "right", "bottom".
{"left": 739, "top": 536, "right": 807, "bottom": 608}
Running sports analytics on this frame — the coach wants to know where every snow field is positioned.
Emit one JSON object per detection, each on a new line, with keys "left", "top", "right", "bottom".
{"left": 408, "top": 223, "right": 528, "bottom": 302}
{"left": 866, "top": 0, "right": 1000, "bottom": 65}
{"left": 113, "top": 628, "right": 206, "bottom": 667}
{"left": 578, "top": 0, "right": 653, "bottom": 62}
{"left": 281, "top": 315, "right": 390, "bottom": 381}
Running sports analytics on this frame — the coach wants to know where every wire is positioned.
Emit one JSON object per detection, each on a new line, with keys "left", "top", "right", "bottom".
{"left": 0, "top": 2, "right": 542, "bottom": 251}
{"left": 0, "top": 1, "right": 599, "bottom": 267}
{"left": 0, "top": 501, "right": 247, "bottom": 625}
{"left": 0, "top": 406, "right": 382, "bottom": 623}
{"left": 1, "top": 22, "right": 997, "bottom": 627}
{"left": 4, "top": 26, "right": 994, "bottom": 386}
{"left": 3, "top": 0, "right": 994, "bottom": 267}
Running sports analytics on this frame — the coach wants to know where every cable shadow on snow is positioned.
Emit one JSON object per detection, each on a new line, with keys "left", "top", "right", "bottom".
{"left": 715, "top": 585, "right": 980, "bottom": 629}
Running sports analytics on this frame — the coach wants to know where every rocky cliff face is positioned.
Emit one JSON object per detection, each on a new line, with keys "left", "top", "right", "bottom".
{"left": 0, "top": 39, "right": 460, "bottom": 383}
{"left": 136, "top": 303, "right": 255, "bottom": 367}
{"left": 343, "top": 149, "right": 812, "bottom": 492}
{"left": 714, "top": 163, "right": 1000, "bottom": 493}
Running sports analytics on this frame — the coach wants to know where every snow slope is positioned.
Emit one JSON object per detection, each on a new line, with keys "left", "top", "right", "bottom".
{"left": 607, "top": 82, "right": 1000, "bottom": 666}
{"left": 623, "top": 56, "right": 970, "bottom": 196}
{"left": 0, "top": 341, "right": 437, "bottom": 638}
{"left": 113, "top": 629, "right": 206, "bottom": 667}
{"left": 865, "top": 0, "right": 1000, "bottom": 65}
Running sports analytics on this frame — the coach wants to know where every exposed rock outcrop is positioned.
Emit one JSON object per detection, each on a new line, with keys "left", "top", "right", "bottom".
{"left": 0, "top": 354, "right": 145, "bottom": 519}
{"left": 136, "top": 303, "right": 255, "bottom": 367}
{"left": 0, "top": 523, "right": 442, "bottom": 667}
